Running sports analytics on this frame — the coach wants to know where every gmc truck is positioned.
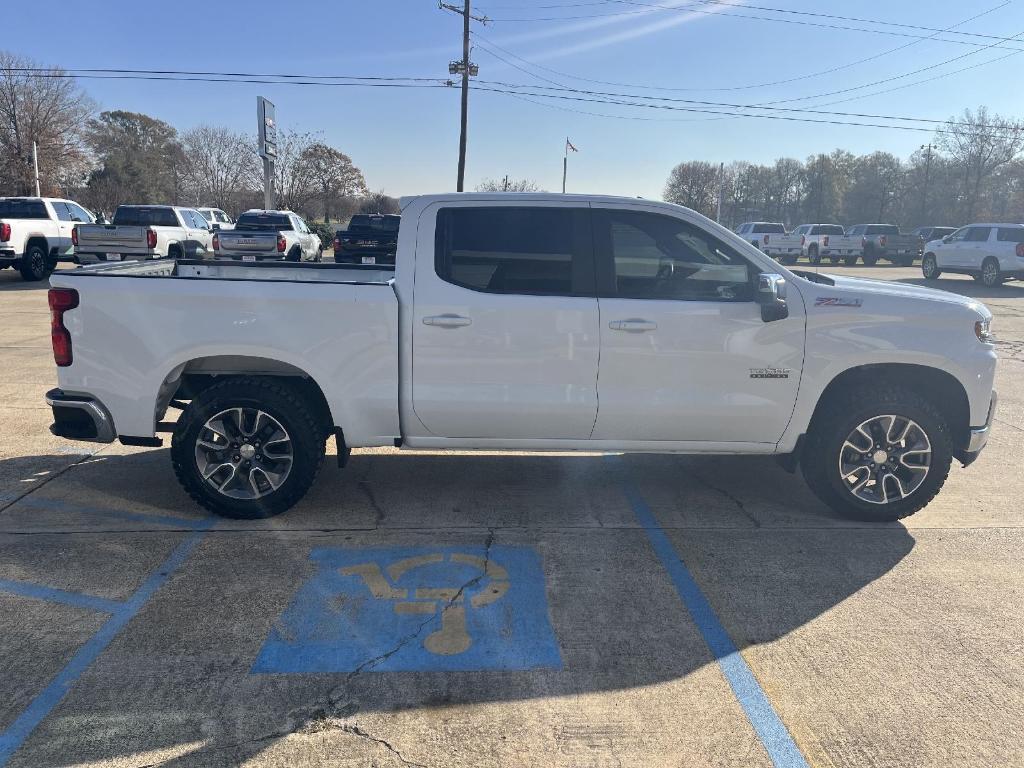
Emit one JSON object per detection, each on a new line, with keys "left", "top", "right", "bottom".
{"left": 0, "top": 197, "right": 95, "bottom": 281}
{"left": 213, "top": 210, "right": 322, "bottom": 262}
{"left": 847, "top": 224, "right": 921, "bottom": 266}
{"left": 45, "top": 194, "right": 997, "bottom": 525}
{"left": 333, "top": 213, "right": 400, "bottom": 265}
{"left": 74, "top": 205, "right": 214, "bottom": 262}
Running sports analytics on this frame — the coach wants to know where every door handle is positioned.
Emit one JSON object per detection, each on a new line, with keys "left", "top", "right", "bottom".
{"left": 422, "top": 314, "right": 472, "bottom": 328}
{"left": 609, "top": 319, "right": 657, "bottom": 332}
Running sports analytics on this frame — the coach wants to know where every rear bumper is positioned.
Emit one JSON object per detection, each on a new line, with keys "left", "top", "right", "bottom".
{"left": 955, "top": 391, "right": 997, "bottom": 467}
{"left": 0, "top": 249, "right": 20, "bottom": 264}
{"left": 45, "top": 388, "right": 116, "bottom": 443}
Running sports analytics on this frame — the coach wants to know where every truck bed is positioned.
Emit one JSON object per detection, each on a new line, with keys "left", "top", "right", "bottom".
{"left": 49, "top": 259, "right": 400, "bottom": 446}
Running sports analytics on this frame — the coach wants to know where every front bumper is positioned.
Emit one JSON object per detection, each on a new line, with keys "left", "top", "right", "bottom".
{"left": 955, "top": 391, "right": 997, "bottom": 467}
{"left": 45, "top": 388, "right": 116, "bottom": 443}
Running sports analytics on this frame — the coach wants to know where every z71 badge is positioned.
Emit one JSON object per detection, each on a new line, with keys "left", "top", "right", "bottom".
{"left": 750, "top": 367, "right": 791, "bottom": 379}
{"left": 815, "top": 297, "right": 863, "bottom": 307}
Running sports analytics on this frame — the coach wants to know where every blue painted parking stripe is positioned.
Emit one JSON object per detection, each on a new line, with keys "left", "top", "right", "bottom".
{"left": 0, "top": 521, "right": 213, "bottom": 766}
{"left": 0, "top": 579, "right": 124, "bottom": 615}
{"left": 614, "top": 462, "right": 809, "bottom": 768}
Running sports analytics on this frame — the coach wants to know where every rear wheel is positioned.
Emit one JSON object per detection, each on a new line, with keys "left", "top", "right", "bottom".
{"left": 862, "top": 246, "right": 878, "bottom": 267}
{"left": 779, "top": 253, "right": 798, "bottom": 265}
{"left": 171, "top": 377, "right": 327, "bottom": 519}
{"left": 843, "top": 253, "right": 858, "bottom": 266}
{"left": 287, "top": 247, "right": 301, "bottom": 262}
{"left": 802, "top": 385, "right": 952, "bottom": 522}
{"left": 18, "top": 243, "right": 52, "bottom": 281}
{"left": 978, "top": 257, "right": 1002, "bottom": 287}
{"left": 921, "top": 253, "right": 941, "bottom": 280}
{"left": 808, "top": 245, "right": 821, "bottom": 265}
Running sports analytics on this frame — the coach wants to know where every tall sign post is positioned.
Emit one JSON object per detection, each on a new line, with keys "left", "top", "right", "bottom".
{"left": 257, "top": 97, "right": 278, "bottom": 210}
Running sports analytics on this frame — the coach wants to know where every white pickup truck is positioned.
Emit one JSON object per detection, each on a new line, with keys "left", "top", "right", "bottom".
{"left": 73, "top": 205, "right": 214, "bottom": 263}
{"left": 734, "top": 222, "right": 803, "bottom": 264}
{"left": 45, "top": 193, "right": 997, "bottom": 524}
{"left": 0, "top": 197, "right": 96, "bottom": 281}
{"left": 212, "top": 210, "right": 322, "bottom": 262}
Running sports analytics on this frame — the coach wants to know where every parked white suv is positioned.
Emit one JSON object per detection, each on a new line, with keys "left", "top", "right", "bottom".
{"left": 921, "top": 224, "right": 1024, "bottom": 287}
{"left": 0, "top": 197, "right": 95, "bottom": 281}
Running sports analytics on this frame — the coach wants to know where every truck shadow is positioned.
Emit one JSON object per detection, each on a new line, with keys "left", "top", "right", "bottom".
{"left": 891, "top": 274, "right": 1024, "bottom": 300}
{"left": 0, "top": 449, "right": 916, "bottom": 766}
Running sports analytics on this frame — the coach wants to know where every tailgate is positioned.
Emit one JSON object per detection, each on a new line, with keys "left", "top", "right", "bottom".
{"left": 76, "top": 225, "right": 148, "bottom": 250}
{"left": 219, "top": 232, "right": 277, "bottom": 253}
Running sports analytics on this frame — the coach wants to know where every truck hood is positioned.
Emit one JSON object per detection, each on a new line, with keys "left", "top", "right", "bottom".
{"left": 813, "top": 273, "right": 991, "bottom": 318}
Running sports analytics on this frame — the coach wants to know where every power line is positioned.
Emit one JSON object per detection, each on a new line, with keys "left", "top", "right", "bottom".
{"left": 474, "top": 1, "right": 1006, "bottom": 94}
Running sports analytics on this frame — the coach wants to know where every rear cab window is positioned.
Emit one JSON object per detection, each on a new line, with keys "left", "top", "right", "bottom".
{"left": 235, "top": 213, "right": 293, "bottom": 231}
{"left": 814, "top": 225, "right": 845, "bottom": 236}
{"left": 112, "top": 207, "right": 179, "bottom": 227}
{"left": 752, "top": 223, "right": 785, "bottom": 234}
{"left": 0, "top": 199, "right": 49, "bottom": 219}
{"left": 435, "top": 206, "right": 593, "bottom": 296}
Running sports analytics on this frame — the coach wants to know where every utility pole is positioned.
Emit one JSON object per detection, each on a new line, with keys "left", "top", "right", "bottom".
{"left": 920, "top": 143, "right": 933, "bottom": 224}
{"left": 715, "top": 161, "right": 724, "bottom": 223}
{"left": 502, "top": 174, "right": 509, "bottom": 192}
{"left": 32, "top": 141, "right": 41, "bottom": 197}
{"left": 441, "top": 1, "right": 488, "bottom": 192}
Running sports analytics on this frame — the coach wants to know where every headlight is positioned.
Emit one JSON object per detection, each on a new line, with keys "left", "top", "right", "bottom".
{"left": 975, "top": 318, "right": 994, "bottom": 343}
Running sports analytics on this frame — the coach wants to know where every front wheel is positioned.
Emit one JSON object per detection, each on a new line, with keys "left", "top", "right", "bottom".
{"left": 802, "top": 385, "right": 952, "bottom": 522}
{"left": 171, "top": 377, "right": 326, "bottom": 519}
{"left": 921, "top": 253, "right": 941, "bottom": 280}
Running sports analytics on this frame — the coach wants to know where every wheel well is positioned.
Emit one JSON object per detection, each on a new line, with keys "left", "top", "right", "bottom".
{"left": 26, "top": 236, "right": 48, "bottom": 255}
{"left": 160, "top": 356, "right": 334, "bottom": 437}
{"left": 809, "top": 363, "right": 969, "bottom": 445}
{"left": 167, "top": 243, "right": 183, "bottom": 257}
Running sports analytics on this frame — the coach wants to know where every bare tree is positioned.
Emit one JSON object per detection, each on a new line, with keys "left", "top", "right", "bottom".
{"left": 271, "top": 129, "right": 318, "bottom": 214}
{"left": 298, "top": 143, "right": 367, "bottom": 221}
{"left": 663, "top": 161, "right": 720, "bottom": 218}
{"left": 180, "top": 125, "right": 257, "bottom": 211}
{"left": 937, "top": 106, "right": 1024, "bottom": 221}
{"left": 356, "top": 190, "right": 400, "bottom": 215}
{"left": 0, "top": 51, "right": 93, "bottom": 196}
{"left": 475, "top": 177, "right": 541, "bottom": 192}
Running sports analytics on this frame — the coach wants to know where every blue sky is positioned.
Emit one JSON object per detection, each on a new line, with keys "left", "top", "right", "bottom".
{"left": 7, "top": 0, "right": 1024, "bottom": 199}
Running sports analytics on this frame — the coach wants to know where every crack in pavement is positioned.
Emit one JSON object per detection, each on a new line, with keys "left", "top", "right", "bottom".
{"left": 684, "top": 469, "right": 762, "bottom": 528}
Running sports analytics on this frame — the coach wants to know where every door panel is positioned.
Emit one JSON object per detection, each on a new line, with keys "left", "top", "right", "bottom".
{"left": 590, "top": 204, "right": 805, "bottom": 444}
{"left": 411, "top": 204, "right": 599, "bottom": 439}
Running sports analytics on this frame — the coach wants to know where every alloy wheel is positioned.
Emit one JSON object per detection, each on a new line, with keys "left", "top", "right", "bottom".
{"left": 194, "top": 407, "right": 293, "bottom": 500}
{"left": 838, "top": 414, "right": 931, "bottom": 505}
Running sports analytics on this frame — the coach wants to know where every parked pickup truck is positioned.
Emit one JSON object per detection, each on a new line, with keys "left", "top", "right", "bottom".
{"left": 213, "top": 210, "right": 322, "bottom": 262}
{"left": 790, "top": 224, "right": 846, "bottom": 265}
{"left": 74, "top": 205, "right": 214, "bottom": 263}
{"left": 911, "top": 226, "right": 957, "bottom": 259}
{"left": 196, "top": 207, "right": 235, "bottom": 231}
{"left": 333, "top": 213, "right": 400, "bottom": 265}
{"left": 734, "top": 222, "right": 803, "bottom": 264}
{"left": 0, "top": 197, "right": 95, "bottom": 281}
{"left": 845, "top": 224, "right": 920, "bottom": 266}
{"left": 45, "top": 193, "right": 997, "bottom": 525}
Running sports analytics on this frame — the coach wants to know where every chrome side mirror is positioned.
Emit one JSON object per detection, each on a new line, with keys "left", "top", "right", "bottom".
{"left": 756, "top": 273, "right": 789, "bottom": 322}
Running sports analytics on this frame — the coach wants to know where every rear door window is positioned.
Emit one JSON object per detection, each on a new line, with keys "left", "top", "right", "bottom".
{"left": 996, "top": 227, "right": 1024, "bottom": 243}
{"left": 435, "top": 206, "right": 593, "bottom": 296}
{"left": 51, "top": 202, "right": 74, "bottom": 221}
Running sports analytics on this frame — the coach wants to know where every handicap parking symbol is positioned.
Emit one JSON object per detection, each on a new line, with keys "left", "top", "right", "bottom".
{"left": 252, "top": 546, "right": 562, "bottom": 673}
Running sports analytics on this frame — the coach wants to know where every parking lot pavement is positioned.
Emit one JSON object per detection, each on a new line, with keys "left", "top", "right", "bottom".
{"left": 1, "top": 263, "right": 1023, "bottom": 767}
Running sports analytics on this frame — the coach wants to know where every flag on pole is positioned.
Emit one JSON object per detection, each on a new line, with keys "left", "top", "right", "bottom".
{"left": 566, "top": 138, "right": 578, "bottom": 153}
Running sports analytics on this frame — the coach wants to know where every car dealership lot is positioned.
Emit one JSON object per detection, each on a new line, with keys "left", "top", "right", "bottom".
{"left": 1, "top": 264, "right": 1023, "bottom": 767}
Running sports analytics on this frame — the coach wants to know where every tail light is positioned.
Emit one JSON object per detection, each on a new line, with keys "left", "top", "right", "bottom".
{"left": 71, "top": 226, "right": 78, "bottom": 246}
{"left": 146, "top": 228, "right": 157, "bottom": 249}
{"left": 0, "top": 222, "right": 10, "bottom": 241}
{"left": 1017, "top": 243, "right": 1024, "bottom": 258}
{"left": 48, "top": 288, "right": 79, "bottom": 367}
{"left": 822, "top": 235, "right": 830, "bottom": 247}
{"left": 879, "top": 235, "right": 888, "bottom": 247}
{"left": 763, "top": 234, "right": 770, "bottom": 245}
{"left": 333, "top": 237, "right": 340, "bottom": 251}
{"left": 277, "top": 234, "right": 286, "bottom": 253}
{"left": 862, "top": 236, "right": 867, "bottom": 248}
{"left": 800, "top": 235, "right": 806, "bottom": 246}
{"left": 212, "top": 233, "right": 220, "bottom": 251}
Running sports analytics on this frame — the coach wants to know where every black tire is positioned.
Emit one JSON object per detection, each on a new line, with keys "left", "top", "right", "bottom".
{"left": 896, "top": 254, "right": 915, "bottom": 267}
{"left": 843, "top": 253, "right": 858, "bottom": 266}
{"left": 862, "top": 246, "right": 878, "bottom": 267}
{"left": 921, "top": 253, "right": 941, "bottom": 280}
{"left": 978, "top": 257, "right": 1002, "bottom": 287}
{"left": 829, "top": 251, "right": 843, "bottom": 265}
{"left": 779, "top": 254, "right": 798, "bottom": 265}
{"left": 287, "top": 247, "right": 302, "bottom": 263}
{"left": 808, "top": 245, "right": 821, "bottom": 265}
{"left": 801, "top": 384, "right": 952, "bottom": 522}
{"left": 19, "top": 243, "right": 52, "bottom": 281}
{"left": 171, "top": 376, "right": 327, "bottom": 519}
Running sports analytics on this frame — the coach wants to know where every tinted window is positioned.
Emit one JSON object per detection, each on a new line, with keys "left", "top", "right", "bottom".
{"left": 752, "top": 223, "right": 785, "bottom": 234}
{"left": 598, "top": 210, "right": 752, "bottom": 302}
{"left": 214, "top": 210, "right": 231, "bottom": 223}
{"left": 0, "top": 199, "right": 48, "bottom": 219}
{"left": 198, "top": 209, "right": 214, "bottom": 222}
{"left": 66, "top": 202, "right": 92, "bottom": 222}
{"left": 190, "top": 210, "right": 211, "bottom": 229}
{"left": 947, "top": 228, "right": 969, "bottom": 242}
{"left": 349, "top": 214, "right": 400, "bottom": 233}
{"left": 866, "top": 225, "right": 899, "bottom": 235}
{"left": 997, "top": 227, "right": 1024, "bottom": 243}
{"left": 966, "top": 227, "right": 992, "bottom": 243}
{"left": 435, "top": 207, "right": 589, "bottom": 296}
{"left": 235, "top": 212, "right": 293, "bottom": 231}
{"left": 814, "top": 225, "right": 845, "bottom": 235}
{"left": 847, "top": 226, "right": 863, "bottom": 235}
{"left": 112, "top": 206, "right": 179, "bottom": 227}
{"left": 51, "top": 201, "right": 73, "bottom": 221}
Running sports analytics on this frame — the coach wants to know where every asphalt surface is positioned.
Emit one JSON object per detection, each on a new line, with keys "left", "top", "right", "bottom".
{"left": 0, "top": 261, "right": 1022, "bottom": 767}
